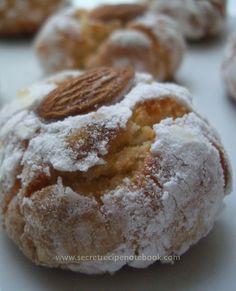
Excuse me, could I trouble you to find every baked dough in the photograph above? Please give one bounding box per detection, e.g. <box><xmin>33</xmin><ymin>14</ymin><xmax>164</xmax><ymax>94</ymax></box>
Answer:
<box><xmin>34</xmin><ymin>4</ymin><xmax>185</xmax><ymax>81</ymax></box>
<box><xmin>0</xmin><ymin>68</ymin><xmax>232</xmax><ymax>274</ymax></box>
<box><xmin>222</xmin><ymin>33</ymin><xmax>236</xmax><ymax>101</ymax></box>
<box><xmin>0</xmin><ymin>0</ymin><xmax>68</xmax><ymax>36</ymax></box>
<box><xmin>148</xmin><ymin>0</ymin><xmax>227</xmax><ymax>40</ymax></box>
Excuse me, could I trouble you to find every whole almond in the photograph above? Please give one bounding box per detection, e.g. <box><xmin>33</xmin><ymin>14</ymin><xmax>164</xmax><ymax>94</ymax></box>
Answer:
<box><xmin>37</xmin><ymin>67</ymin><xmax>134</xmax><ymax>121</ymax></box>
<box><xmin>89</xmin><ymin>4</ymin><xmax>147</xmax><ymax>23</ymax></box>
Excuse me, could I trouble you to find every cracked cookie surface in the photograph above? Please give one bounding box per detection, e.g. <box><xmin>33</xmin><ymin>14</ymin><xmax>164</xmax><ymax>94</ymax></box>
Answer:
<box><xmin>0</xmin><ymin>68</ymin><xmax>232</xmax><ymax>274</ymax></box>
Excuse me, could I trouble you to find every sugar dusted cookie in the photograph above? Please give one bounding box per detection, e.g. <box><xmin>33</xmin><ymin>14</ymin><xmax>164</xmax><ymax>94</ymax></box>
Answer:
<box><xmin>222</xmin><ymin>33</ymin><xmax>236</xmax><ymax>101</ymax></box>
<box><xmin>0</xmin><ymin>0</ymin><xmax>68</xmax><ymax>36</ymax></box>
<box><xmin>148</xmin><ymin>0</ymin><xmax>227</xmax><ymax>40</ymax></box>
<box><xmin>0</xmin><ymin>68</ymin><xmax>232</xmax><ymax>274</ymax></box>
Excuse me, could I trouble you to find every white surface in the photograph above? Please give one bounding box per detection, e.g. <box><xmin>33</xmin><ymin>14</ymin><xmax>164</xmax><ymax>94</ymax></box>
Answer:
<box><xmin>0</xmin><ymin>2</ymin><xmax>236</xmax><ymax>291</ymax></box>
<box><xmin>228</xmin><ymin>0</ymin><xmax>236</xmax><ymax>16</ymax></box>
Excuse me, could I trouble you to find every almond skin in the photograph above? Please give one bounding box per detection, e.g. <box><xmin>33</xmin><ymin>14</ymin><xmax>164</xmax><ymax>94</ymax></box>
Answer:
<box><xmin>89</xmin><ymin>4</ymin><xmax>147</xmax><ymax>23</ymax></box>
<box><xmin>37</xmin><ymin>67</ymin><xmax>135</xmax><ymax>121</ymax></box>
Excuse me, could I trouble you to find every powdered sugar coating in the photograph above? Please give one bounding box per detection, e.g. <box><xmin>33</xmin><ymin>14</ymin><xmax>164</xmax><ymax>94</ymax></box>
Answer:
<box><xmin>109</xmin><ymin>29</ymin><xmax>152</xmax><ymax>48</ymax></box>
<box><xmin>36</xmin><ymin>7</ymin><xmax>81</xmax><ymax>41</ymax></box>
<box><xmin>34</xmin><ymin>7</ymin><xmax>83</xmax><ymax>71</ymax></box>
<box><xmin>150</xmin><ymin>0</ymin><xmax>226</xmax><ymax>40</ymax></box>
<box><xmin>0</xmin><ymin>71</ymin><xmax>232</xmax><ymax>274</ymax></box>
<box><xmin>1</xmin><ymin>72</ymin><xmax>192</xmax><ymax>185</ymax></box>
<box><xmin>222</xmin><ymin>32</ymin><xmax>236</xmax><ymax>101</ymax></box>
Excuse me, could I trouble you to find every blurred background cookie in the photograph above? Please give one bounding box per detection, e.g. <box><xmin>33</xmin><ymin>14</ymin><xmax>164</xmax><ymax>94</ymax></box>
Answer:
<box><xmin>222</xmin><ymin>32</ymin><xmax>236</xmax><ymax>101</ymax></box>
<box><xmin>147</xmin><ymin>0</ymin><xmax>227</xmax><ymax>41</ymax></box>
<box><xmin>0</xmin><ymin>0</ymin><xmax>69</xmax><ymax>36</ymax></box>
<box><xmin>34</xmin><ymin>3</ymin><xmax>186</xmax><ymax>81</ymax></box>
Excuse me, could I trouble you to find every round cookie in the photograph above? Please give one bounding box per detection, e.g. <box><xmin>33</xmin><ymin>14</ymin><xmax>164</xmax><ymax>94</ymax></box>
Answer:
<box><xmin>222</xmin><ymin>33</ymin><xmax>236</xmax><ymax>101</ymax></box>
<box><xmin>148</xmin><ymin>0</ymin><xmax>227</xmax><ymax>40</ymax></box>
<box><xmin>34</xmin><ymin>4</ymin><xmax>185</xmax><ymax>81</ymax></box>
<box><xmin>0</xmin><ymin>0</ymin><xmax>68</xmax><ymax>36</ymax></box>
<box><xmin>0</xmin><ymin>67</ymin><xmax>232</xmax><ymax>274</ymax></box>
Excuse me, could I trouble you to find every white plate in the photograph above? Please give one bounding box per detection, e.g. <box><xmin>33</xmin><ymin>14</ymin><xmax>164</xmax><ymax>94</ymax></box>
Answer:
<box><xmin>0</xmin><ymin>3</ymin><xmax>236</xmax><ymax>291</ymax></box>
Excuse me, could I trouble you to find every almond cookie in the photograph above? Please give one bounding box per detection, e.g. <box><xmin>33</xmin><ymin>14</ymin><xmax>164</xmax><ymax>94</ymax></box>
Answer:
<box><xmin>0</xmin><ymin>0</ymin><xmax>68</xmax><ymax>36</ymax></box>
<box><xmin>34</xmin><ymin>4</ymin><xmax>185</xmax><ymax>81</ymax></box>
<box><xmin>0</xmin><ymin>67</ymin><xmax>232</xmax><ymax>274</ymax></box>
<box><xmin>148</xmin><ymin>0</ymin><xmax>227</xmax><ymax>40</ymax></box>
<box><xmin>222</xmin><ymin>33</ymin><xmax>236</xmax><ymax>101</ymax></box>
